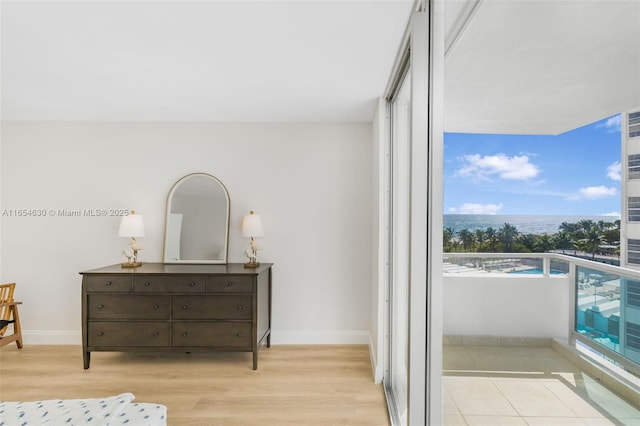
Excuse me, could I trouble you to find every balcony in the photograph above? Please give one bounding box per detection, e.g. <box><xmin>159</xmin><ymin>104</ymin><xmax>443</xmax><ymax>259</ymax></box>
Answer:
<box><xmin>443</xmin><ymin>253</ymin><xmax>640</xmax><ymax>425</ymax></box>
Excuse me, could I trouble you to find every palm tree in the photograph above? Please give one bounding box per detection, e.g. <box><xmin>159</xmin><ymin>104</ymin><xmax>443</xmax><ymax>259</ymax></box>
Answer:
<box><xmin>443</xmin><ymin>227</ymin><xmax>455</xmax><ymax>252</ymax></box>
<box><xmin>518</xmin><ymin>233</ymin><xmax>536</xmax><ymax>252</ymax></box>
<box><xmin>602</xmin><ymin>221</ymin><xmax>620</xmax><ymax>250</ymax></box>
<box><xmin>498</xmin><ymin>223</ymin><xmax>519</xmax><ymax>252</ymax></box>
<box><xmin>458</xmin><ymin>229</ymin><xmax>476</xmax><ymax>252</ymax></box>
<box><xmin>559</xmin><ymin>221</ymin><xmax>580</xmax><ymax>234</ymax></box>
<box><xmin>579</xmin><ymin>226</ymin><xmax>607</xmax><ymax>260</ymax></box>
<box><xmin>552</xmin><ymin>231</ymin><xmax>573</xmax><ymax>254</ymax></box>
<box><xmin>475</xmin><ymin>229</ymin><xmax>486</xmax><ymax>251</ymax></box>
<box><xmin>486</xmin><ymin>227</ymin><xmax>499</xmax><ymax>252</ymax></box>
<box><xmin>534</xmin><ymin>234</ymin><xmax>555</xmax><ymax>252</ymax></box>
<box><xmin>443</xmin><ymin>219</ymin><xmax>620</xmax><ymax>259</ymax></box>
<box><xmin>577</xmin><ymin>219</ymin><xmax>596</xmax><ymax>239</ymax></box>
<box><xmin>573</xmin><ymin>238</ymin><xmax>589</xmax><ymax>256</ymax></box>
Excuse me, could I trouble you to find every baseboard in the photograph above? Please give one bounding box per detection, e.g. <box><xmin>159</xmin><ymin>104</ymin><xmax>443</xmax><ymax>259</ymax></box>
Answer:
<box><xmin>443</xmin><ymin>334</ymin><xmax>552</xmax><ymax>347</ymax></box>
<box><xmin>270</xmin><ymin>330</ymin><xmax>370</xmax><ymax>345</ymax></box>
<box><xmin>21</xmin><ymin>330</ymin><xmax>369</xmax><ymax>346</ymax></box>
<box><xmin>369</xmin><ymin>333</ymin><xmax>384</xmax><ymax>384</ymax></box>
<box><xmin>21</xmin><ymin>331</ymin><xmax>81</xmax><ymax>345</ymax></box>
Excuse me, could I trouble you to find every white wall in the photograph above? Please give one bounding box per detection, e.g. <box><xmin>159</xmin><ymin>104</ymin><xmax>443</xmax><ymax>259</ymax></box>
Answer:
<box><xmin>0</xmin><ymin>122</ymin><xmax>373</xmax><ymax>344</ymax></box>
<box><xmin>443</xmin><ymin>274</ymin><xmax>571</xmax><ymax>339</ymax></box>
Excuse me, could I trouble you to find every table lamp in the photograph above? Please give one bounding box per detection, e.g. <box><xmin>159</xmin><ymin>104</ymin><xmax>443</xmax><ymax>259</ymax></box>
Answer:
<box><xmin>241</xmin><ymin>210</ymin><xmax>264</xmax><ymax>268</ymax></box>
<box><xmin>119</xmin><ymin>210</ymin><xmax>145</xmax><ymax>268</ymax></box>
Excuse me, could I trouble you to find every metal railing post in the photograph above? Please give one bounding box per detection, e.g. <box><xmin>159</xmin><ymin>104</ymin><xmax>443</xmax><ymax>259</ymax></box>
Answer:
<box><xmin>543</xmin><ymin>255</ymin><xmax>550</xmax><ymax>276</ymax></box>
<box><xmin>567</xmin><ymin>257</ymin><xmax>577</xmax><ymax>346</ymax></box>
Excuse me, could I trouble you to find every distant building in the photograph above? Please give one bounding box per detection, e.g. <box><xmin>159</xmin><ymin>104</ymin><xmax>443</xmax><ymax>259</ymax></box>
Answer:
<box><xmin>618</xmin><ymin>109</ymin><xmax>640</xmax><ymax>364</ymax></box>
<box><xmin>622</xmin><ymin>109</ymin><xmax>640</xmax><ymax>269</ymax></box>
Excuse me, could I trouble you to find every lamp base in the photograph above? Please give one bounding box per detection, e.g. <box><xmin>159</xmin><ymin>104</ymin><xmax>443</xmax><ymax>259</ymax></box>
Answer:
<box><xmin>244</xmin><ymin>261</ymin><xmax>260</xmax><ymax>268</ymax></box>
<box><xmin>121</xmin><ymin>261</ymin><xmax>142</xmax><ymax>268</ymax></box>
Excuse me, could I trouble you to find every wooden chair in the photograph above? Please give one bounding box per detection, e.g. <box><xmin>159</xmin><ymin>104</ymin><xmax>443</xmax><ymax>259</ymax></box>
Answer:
<box><xmin>0</xmin><ymin>282</ymin><xmax>23</xmax><ymax>348</ymax></box>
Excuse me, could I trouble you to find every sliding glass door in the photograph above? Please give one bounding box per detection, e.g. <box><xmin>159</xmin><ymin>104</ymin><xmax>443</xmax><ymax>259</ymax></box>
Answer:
<box><xmin>387</xmin><ymin>66</ymin><xmax>411</xmax><ymax>426</ymax></box>
<box><xmin>383</xmin><ymin>3</ymin><xmax>444</xmax><ymax>425</ymax></box>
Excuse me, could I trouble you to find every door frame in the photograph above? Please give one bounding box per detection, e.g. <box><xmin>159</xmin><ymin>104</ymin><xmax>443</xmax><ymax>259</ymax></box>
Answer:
<box><xmin>381</xmin><ymin>2</ymin><xmax>444</xmax><ymax>424</ymax></box>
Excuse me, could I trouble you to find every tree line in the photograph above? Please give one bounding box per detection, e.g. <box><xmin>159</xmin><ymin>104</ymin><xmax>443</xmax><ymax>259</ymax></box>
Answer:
<box><xmin>444</xmin><ymin>219</ymin><xmax>620</xmax><ymax>259</ymax></box>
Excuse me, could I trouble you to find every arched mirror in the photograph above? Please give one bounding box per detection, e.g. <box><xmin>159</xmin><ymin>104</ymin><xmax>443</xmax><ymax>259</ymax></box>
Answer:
<box><xmin>163</xmin><ymin>173</ymin><xmax>230</xmax><ymax>264</ymax></box>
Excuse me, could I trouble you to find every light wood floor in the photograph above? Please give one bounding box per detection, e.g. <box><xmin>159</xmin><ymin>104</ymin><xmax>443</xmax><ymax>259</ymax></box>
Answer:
<box><xmin>0</xmin><ymin>344</ymin><xmax>389</xmax><ymax>425</ymax></box>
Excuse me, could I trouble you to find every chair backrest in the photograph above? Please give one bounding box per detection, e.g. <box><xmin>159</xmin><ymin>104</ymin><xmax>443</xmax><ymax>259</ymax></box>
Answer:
<box><xmin>0</xmin><ymin>283</ymin><xmax>16</xmax><ymax>336</ymax></box>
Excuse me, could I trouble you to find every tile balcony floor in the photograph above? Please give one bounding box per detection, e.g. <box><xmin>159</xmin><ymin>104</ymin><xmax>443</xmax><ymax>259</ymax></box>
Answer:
<box><xmin>443</xmin><ymin>344</ymin><xmax>640</xmax><ymax>426</ymax></box>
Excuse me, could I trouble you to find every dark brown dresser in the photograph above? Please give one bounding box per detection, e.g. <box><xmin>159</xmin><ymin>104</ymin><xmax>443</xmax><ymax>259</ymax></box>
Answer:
<box><xmin>80</xmin><ymin>263</ymin><xmax>272</xmax><ymax>369</ymax></box>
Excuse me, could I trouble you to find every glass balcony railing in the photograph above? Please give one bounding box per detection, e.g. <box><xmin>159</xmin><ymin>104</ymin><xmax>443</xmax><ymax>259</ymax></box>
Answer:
<box><xmin>575</xmin><ymin>265</ymin><xmax>621</xmax><ymax>352</ymax></box>
<box><xmin>576</xmin><ymin>264</ymin><xmax>640</xmax><ymax>369</ymax></box>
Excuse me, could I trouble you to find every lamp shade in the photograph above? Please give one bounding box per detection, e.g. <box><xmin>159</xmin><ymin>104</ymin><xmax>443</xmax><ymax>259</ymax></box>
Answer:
<box><xmin>118</xmin><ymin>211</ymin><xmax>145</xmax><ymax>237</ymax></box>
<box><xmin>241</xmin><ymin>211</ymin><xmax>264</xmax><ymax>237</ymax></box>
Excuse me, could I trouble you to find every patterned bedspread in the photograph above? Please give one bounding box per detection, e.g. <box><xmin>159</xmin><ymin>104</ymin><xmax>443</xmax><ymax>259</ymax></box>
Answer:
<box><xmin>0</xmin><ymin>393</ymin><xmax>167</xmax><ymax>425</ymax></box>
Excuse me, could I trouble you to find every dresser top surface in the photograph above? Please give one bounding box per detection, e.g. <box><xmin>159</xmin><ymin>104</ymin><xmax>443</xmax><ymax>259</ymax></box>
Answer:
<box><xmin>80</xmin><ymin>262</ymin><xmax>273</xmax><ymax>276</ymax></box>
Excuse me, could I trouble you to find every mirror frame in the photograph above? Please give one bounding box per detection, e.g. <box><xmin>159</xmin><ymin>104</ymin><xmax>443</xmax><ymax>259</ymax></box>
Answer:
<box><xmin>162</xmin><ymin>173</ymin><xmax>230</xmax><ymax>264</ymax></box>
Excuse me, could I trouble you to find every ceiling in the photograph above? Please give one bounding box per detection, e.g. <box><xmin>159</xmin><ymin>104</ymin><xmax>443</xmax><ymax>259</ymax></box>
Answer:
<box><xmin>0</xmin><ymin>0</ymin><xmax>415</xmax><ymax>123</ymax></box>
<box><xmin>445</xmin><ymin>0</ymin><xmax>640</xmax><ymax>135</ymax></box>
<box><xmin>2</xmin><ymin>0</ymin><xmax>639</xmax><ymax>134</ymax></box>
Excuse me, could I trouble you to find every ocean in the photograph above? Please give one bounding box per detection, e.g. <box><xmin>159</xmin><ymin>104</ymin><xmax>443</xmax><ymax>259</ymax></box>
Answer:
<box><xmin>443</xmin><ymin>214</ymin><xmax>619</xmax><ymax>235</ymax></box>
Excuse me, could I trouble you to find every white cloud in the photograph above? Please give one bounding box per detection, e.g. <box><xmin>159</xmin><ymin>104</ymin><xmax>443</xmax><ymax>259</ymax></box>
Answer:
<box><xmin>456</xmin><ymin>154</ymin><xmax>540</xmax><ymax>181</ymax></box>
<box><xmin>602</xmin><ymin>211</ymin><xmax>621</xmax><ymax>218</ymax></box>
<box><xmin>607</xmin><ymin>161</ymin><xmax>621</xmax><ymax>181</ymax></box>
<box><xmin>451</xmin><ymin>203</ymin><xmax>503</xmax><ymax>215</ymax></box>
<box><xmin>598</xmin><ymin>115</ymin><xmax>621</xmax><ymax>133</ymax></box>
<box><xmin>568</xmin><ymin>185</ymin><xmax>618</xmax><ymax>200</ymax></box>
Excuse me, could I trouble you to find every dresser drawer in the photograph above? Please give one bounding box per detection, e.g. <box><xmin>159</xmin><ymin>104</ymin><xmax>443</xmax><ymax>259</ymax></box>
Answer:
<box><xmin>88</xmin><ymin>295</ymin><xmax>170</xmax><ymax>319</ymax></box>
<box><xmin>88</xmin><ymin>321</ymin><xmax>169</xmax><ymax>347</ymax></box>
<box><xmin>134</xmin><ymin>275</ymin><xmax>205</xmax><ymax>293</ymax></box>
<box><xmin>172</xmin><ymin>295</ymin><xmax>252</xmax><ymax>320</ymax></box>
<box><xmin>172</xmin><ymin>322</ymin><xmax>252</xmax><ymax>347</ymax></box>
<box><xmin>207</xmin><ymin>276</ymin><xmax>253</xmax><ymax>293</ymax></box>
<box><xmin>84</xmin><ymin>275</ymin><xmax>132</xmax><ymax>292</ymax></box>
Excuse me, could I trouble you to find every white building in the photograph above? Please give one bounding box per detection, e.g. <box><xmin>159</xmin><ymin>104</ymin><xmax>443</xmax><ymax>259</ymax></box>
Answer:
<box><xmin>622</xmin><ymin>110</ymin><xmax>640</xmax><ymax>268</ymax></box>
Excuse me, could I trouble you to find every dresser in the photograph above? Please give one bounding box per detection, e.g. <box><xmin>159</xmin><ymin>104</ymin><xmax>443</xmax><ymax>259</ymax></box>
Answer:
<box><xmin>80</xmin><ymin>263</ymin><xmax>272</xmax><ymax>370</ymax></box>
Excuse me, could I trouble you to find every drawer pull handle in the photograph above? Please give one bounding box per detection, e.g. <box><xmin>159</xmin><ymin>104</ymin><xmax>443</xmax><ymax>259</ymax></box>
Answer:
<box><xmin>189</xmin><ymin>282</ymin><xmax>196</xmax><ymax>287</ymax></box>
<box><xmin>237</xmin><ymin>332</ymin><xmax>243</xmax><ymax>338</ymax></box>
<box><xmin>105</xmin><ymin>281</ymin><xmax>112</xmax><ymax>286</ymax></box>
<box><xmin>144</xmin><ymin>282</ymin><xmax>150</xmax><ymax>286</ymax></box>
<box><xmin>182</xmin><ymin>332</ymin><xmax>188</xmax><ymax>337</ymax></box>
<box><xmin>237</xmin><ymin>305</ymin><xmax>243</xmax><ymax>310</ymax></box>
<box><xmin>227</xmin><ymin>282</ymin><xmax>233</xmax><ymax>287</ymax></box>
<box><xmin>153</xmin><ymin>304</ymin><xmax>159</xmax><ymax>309</ymax></box>
<box><xmin>152</xmin><ymin>332</ymin><xmax>159</xmax><ymax>337</ymax></box>
<box><xmin>97</xmin><ymin>332</ymin><xmax>104</xmax><ymax>336</ymax></box>
<box><xmin>182</xmin><ymin>305</ymin><xmax>188</xmax><ymax>310</ymax></box>
<box><xmin>97</xmin><ymin>304</ymin><xmax>104</xmax><ymax>309</ymax></box>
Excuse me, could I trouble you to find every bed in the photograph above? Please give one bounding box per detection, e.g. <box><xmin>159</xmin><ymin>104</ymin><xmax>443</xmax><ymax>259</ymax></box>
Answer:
<box><xmin>0</xmin><ymin>392</ymin><xmax>167</xmax><ymax>425</ymax></box>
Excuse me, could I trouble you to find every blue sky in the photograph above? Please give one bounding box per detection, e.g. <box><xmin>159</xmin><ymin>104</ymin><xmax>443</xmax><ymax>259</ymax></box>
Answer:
<box><xmin>444</xmin><ymin>115</ymin><xmax>622</xmax><ymax>217</ymax></box>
